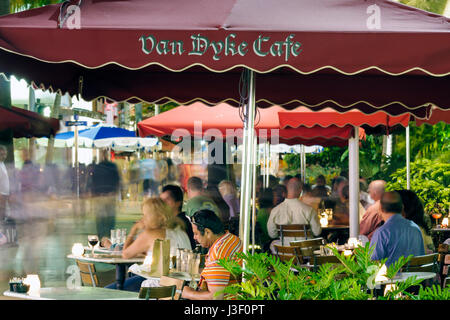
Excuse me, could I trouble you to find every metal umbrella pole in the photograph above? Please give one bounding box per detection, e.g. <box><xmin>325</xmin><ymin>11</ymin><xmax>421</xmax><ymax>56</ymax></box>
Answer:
<box><xmin>406</xmin><ymin>126</ymin><xmax>411</xmax><ymax>190</ymax></box>
<box><xmin>265</xmin><ymin>142</ymin><xmax>270</xmax><ymax>188</ymax></box>
<box><xmin>262</xmin><ymin>143</ymin><xmax>266</xmax><ymax>190</ymax></box>
<box><xmin>75</xmin><ymin>122</ymin><xmax>80</xmax><ymax>199</ymax></box>
<box><xmin>348</xmin><ymin>126</ymin><xmax>360</xmax><ymax>239</ymax></box>
<box><xmin>251</xmin><ymin>134</ymin><xmax>258</xmax><ymax>254</ymax></box>
<box><xmin>238</xmin><ymin>69</ymin><xmax>256</xmax><ymax>254</ymax></box>
<box><xmin>302</xmin><ymin>144</ymin><xmax>306</xmax><ymax>183</ymax></box>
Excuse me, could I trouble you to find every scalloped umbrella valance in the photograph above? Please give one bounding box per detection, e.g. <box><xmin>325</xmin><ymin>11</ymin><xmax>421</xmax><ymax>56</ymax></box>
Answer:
<box><xmin>0</xmin><ymin>0</ymin><xmax>448</xmax><ymax>117</ymax></box>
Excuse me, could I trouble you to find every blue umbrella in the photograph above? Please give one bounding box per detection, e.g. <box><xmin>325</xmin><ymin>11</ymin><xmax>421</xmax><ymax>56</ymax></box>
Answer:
<box><xmin>36</xmin><ymin>128</ymin><xmax>90</xmax><ymax>148</ymax></box>
<box><xmin>78</xmin><ymin>124</ymin><xmax>157</xmax><ymax>150</ymax></box>
<box><xmin>79</xmin><ymin>124</ymin><xmax>136</xmax><ymax>141</ymax></box>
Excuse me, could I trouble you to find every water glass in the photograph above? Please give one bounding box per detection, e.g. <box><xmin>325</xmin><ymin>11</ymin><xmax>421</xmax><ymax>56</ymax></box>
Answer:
<box><xmin>110</xmin><ymin>229</ymin><xmax>117</xmax><ymax>245</ymax></box>
<box><xmin>120</xmin><ymin>229</ymin><xmax>127</xmax><ymax>244</ymax></box>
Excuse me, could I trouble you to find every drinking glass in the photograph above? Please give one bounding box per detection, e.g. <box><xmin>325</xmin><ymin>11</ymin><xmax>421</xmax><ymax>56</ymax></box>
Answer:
<box><xmin>326</xmin><ymin>209</ymin><xmax>333</xmax><ymax>221</ymax></box>
<box><xmin>110</xmin><ymin>229</ymin><xmax>116</xmax><ymax>245</ymax></box>
<box><xmin>431</xmin><ymin>212</ymin><xmax>442</xmax><ymax>227</ymax></box>
<box><xmin>88</xmin><ymin>235</ymin><xmax>99</xmax><ymax>257</ymax></box>
<box><xmin>120</xmin><ymin>229</ymin><xmax>127</xmax><ymax>244</ymax></box>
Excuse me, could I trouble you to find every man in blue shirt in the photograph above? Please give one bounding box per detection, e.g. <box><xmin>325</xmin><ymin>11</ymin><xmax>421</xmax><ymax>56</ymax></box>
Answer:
<box><xmin>370</xmin><ymin>191</ymin><xmax>424</xmax><ymax>266</ymax></box>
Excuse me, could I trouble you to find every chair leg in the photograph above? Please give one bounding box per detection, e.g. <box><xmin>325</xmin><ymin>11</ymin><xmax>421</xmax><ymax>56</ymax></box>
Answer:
<box><xmin>87</xmin><ymin>264</ymin><xmax>96</xmax><ymax>287</ymax></box>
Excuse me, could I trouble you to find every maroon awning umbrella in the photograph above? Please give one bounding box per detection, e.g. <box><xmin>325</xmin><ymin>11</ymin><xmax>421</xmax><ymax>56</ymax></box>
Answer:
<box><xmin>0</xmin><ymin>105</ymin><xmax>60</xmax><ymax>138</ymax></box>
<box><xmin>0</xmin><ymin>0</ymin><xmax>448</xmax><ymax>117</ymax></box>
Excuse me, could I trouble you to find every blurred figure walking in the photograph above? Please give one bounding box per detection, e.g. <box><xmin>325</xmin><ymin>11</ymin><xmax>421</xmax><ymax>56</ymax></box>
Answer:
<box><xmin>90</xmin><ymin>149</ymin><xmax>121</xmax><ymax>239</ymax></box>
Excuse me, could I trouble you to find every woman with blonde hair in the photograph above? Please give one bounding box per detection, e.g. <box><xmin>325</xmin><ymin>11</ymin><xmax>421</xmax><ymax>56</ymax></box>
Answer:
<box><xmin>105</xmin><ymin>197</ymin><xmax>191</xmax><ymax>291</ymax></box>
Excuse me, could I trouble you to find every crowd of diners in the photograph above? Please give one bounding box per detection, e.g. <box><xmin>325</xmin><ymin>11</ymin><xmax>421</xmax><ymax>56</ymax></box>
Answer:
<box><xmin>96</xmin><ymin>170</ymin><xmax>443</xmax><ymax>300</ymax></box>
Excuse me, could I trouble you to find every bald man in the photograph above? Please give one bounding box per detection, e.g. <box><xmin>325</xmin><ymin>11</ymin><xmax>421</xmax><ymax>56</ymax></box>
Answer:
<box><xmin>267</xmin><ymin>178</ymin><xmax>321</xmax><ymax>252</ymax></box>
<box><xmin>360</xmin><ymin>180</ymin><xmax>386</xmax><ymax>240</ymax></box>
<box><xmin>370</xmin><ymin>191</ymin><xmax>424</xmax><ymax>266</ymax></box>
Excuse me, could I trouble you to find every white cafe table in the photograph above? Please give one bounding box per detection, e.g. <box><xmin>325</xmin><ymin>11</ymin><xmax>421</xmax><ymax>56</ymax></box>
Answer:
<box><xmin>375</xmin><ymin>272</ymin><xmax>436</xmax><ymax>285</ymax></box>
<box><xmin>129</xmin><ymin>266</ymin><xmax>201</xmax><ymax>283</ymax></box>
<box><xmin>3</xmin><ymin>286</ymin><xmax>141</xmax><ymax>300</ymax></box>
<box><xmin>67</xmin><ymin>253</ymin><xmax>145</xmax><ymax>265</ymax></box>
<box><xmin>67</xmin><ymin>253</ymin><xmax>145</xmax><ymax>290</ymax></box>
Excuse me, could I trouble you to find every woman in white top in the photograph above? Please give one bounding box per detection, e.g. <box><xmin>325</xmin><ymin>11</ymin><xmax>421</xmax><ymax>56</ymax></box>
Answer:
<box><xmin>105</xmin><ymin>197</ymin><xmax>191</xmax><ymax>291</ymax></box>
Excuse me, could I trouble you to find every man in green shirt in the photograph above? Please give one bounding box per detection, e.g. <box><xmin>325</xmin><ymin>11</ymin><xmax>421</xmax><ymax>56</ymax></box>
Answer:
<box><xmin>183</xmin><ymin>177</ymin><xmax>220</xmax><ymax>218</ymax></box>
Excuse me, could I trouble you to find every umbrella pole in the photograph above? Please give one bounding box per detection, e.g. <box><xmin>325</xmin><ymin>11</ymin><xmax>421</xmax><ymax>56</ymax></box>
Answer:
<box><xmin>75</xmin><ymin>125</ymin><xmax>80</xmax><ymax>199</ymax></box>
<box><xmin>348</xmin><ymin>126</ymin><xmax>360</xmax><ymax>239</ymax></box>
<box><xmin>239</xmin><ymin>69</ymin><xmax>256</xmax><ymax>254</ymax></box>
<box><xmin>406</xmin><ymin>125</ymin><xmax>410</xmax><ymax>190</ymax></box>
<box><xmin>262</xmin><ymin>143</ymin><xmax>266</xmax><ymax>190</ymax></box>
<box><xmin>302</xmin><ymin>145</ymin><xmax>306</xmax><ymax>183</ymax></box>
<box><xmin>252</xmin><ymin>134</ymin><xmax>257</xmax><ymax>255</ymax></box>
<box><xmin>265</xmin><ymin>142</ymin><xmax>269</xmax><ymax>188</ymax></box>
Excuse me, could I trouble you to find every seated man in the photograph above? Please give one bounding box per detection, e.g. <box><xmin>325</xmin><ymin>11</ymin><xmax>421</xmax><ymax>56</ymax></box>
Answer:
<box><xmin>370</xmin><ymin>191</ymin><xmax>425</xmax><ymax>267</ymax></box>
<box><xmin>181</xmin><ymin>209</ymin><xmax>243</xmax><ymax>300</ymax></box>
<box><xmin>267</xmin><ymin>178</ymin><xmax>321</xmax><ymax>252</ymax></box>
<box><xmin>183</xmin><ymin>176</ymin><xmax>220</xmax><ymax>218</ymax></box>
<box><xmin>360</xmin><ymin>180</ymin><xmax>386</xmax><ymax>240</ymax></box>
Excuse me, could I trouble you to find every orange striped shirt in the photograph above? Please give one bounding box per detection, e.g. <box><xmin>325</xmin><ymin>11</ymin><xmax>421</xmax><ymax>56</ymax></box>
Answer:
<box><xmin>198</xmin><ymin>232</ymin><xmax>242</xmax><ymax>289</ymax></box>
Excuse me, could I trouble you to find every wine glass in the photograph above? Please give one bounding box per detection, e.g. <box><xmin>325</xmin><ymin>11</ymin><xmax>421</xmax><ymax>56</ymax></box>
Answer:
<box><xmin>88</xmin><ymin>235</ymin><xmax>99</xmax><ymax>257</ymax></box>
<box><xmin>431</xmin><ymin>212</ymin><xmax>442</xmax><ymax>227</ymax></box>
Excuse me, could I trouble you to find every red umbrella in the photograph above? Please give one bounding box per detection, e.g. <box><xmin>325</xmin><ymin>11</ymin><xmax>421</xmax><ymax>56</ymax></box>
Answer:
<box><xmin>0</xmin><ymin>105</ymin><xmax>60</xmax><ymax>138</ymax></box>
<box><xmin>414</xmin><ymin>107</ymin><xmax>450</xmax><ymax>126</ymax></box>
<box><xmin>0</xmin><ymin>0</ymin><xmax>448</xmax><ymax>117</ymax></box>
<box><xmin>137</xmin><ymin>102</ymin><xmax>409</xmax><ymax>147</ymax></box>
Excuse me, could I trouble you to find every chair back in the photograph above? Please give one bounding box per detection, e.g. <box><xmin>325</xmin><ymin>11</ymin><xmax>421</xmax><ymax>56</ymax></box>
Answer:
<box><xmin>273</xmin><ymin>244</ymin><xmax>303</xmax><ymax>265</ymax></box>
<box><xmin>312</xmin><ymin>255</ymin><xmax>341</xmax><ymax>272</ymax></box>
<box><xmin>440</xmin><ymin>254</ymin><xmax>450</xmax><ymax>289</ymax></box>
<box><xmin>159</xmin><ymin>276</ymin><xmax>186</xmax><ymax>300</ymax></box>
<box><xmin>139</xmin><ymin>285</ymin><xmax>177</xmax><ymax>300</ymax></box>
<box><xmin>404</xmin><ymin>253</ymin><xmax>439</xmax><ymax>273</ymax></box>
<box><xmin>277</xmin><ymin>224</ymin><xmax>313</xmax><ymax>245</ymax></box>
<box><xmin>290</xmin><ymin>238</ymin><xmax>325</xmax><ymax>259</ymax></box>
<box><xmin>76</xmin><ymin>260</ymin><xmax>99</xmax><ymax>287</ymax></box>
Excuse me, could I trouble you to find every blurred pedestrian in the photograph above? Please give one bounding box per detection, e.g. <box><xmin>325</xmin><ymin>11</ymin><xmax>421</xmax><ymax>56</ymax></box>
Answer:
<box><xmin>90</xmin><ymin>149</ymin><xmax>121</xmax><ymax>239</ymax></box>
<box><xmin>0</xmin><ymin>145</ymin><xmax>9</xmax><ymax>221</ymax></box>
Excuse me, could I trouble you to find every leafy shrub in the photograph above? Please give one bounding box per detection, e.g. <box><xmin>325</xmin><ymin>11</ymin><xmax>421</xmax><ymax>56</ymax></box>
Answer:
<box><xmin>217</xmin><ymin>243</ymin><xmax>449</xmax><ymax>300</ymax></box>
<box><xmin>386</xmin><ymin>158</ymin><xmax>450</xmax><ymax>215</ymax></box>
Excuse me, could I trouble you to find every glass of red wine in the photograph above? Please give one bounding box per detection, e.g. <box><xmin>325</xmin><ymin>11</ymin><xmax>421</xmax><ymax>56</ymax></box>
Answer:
<box><xmin>88</xmin><ymin>235</ymin><xmax>99</xmax><ymax>257</ymax></box>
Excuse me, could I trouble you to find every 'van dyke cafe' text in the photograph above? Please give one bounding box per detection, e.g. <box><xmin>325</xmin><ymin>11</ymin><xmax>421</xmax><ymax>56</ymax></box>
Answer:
<box><xmin>139</xmin><ymin>33</ymin><xmax>303</xmax><ymax>62</ymax></box>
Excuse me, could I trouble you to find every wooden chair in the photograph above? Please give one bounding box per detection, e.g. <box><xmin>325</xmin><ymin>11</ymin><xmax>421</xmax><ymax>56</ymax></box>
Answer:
<box><xmin>138</xmin><ymin>285</ymin><xmax>177</xmax><ymax>300</ymax></box>
<box><xmin>276</xmin><ymin>224</ymin><xmax>313</xmax><ymax>245</ymax></box>
<box><xmin>437</xmin><ymin>244</ymin><xmax>449</xmax><ymax>288</ymax></box>
<box><xmin>159</xmin><ymin>275</ymin><xmax>187</xmax><ymax>300</ymax></box>
<box><xmin>290</xmin><ymin>238</ymin><xmax>325</xmax><ymax>262</ymax></box>
<box><xmin>312</xmin><ymin>255</ymin><xmax>341</xmax><ymax>272</ymax></box>
<box><xmin>403</xmin><ymin>253</ymin><xmax>439</xmax><ymax>273</ymax></box>
<box><xmin>438</xmin><ymin>253</ymin><xmax>450</xmax><ymax>289</ymax></box>
<box><xmin>76</xmin><ymin>260</ymin><xmax>99</xmax><ymax>287</ymax></box>
<box><xmin>273</xmin><ymin>244</ymin><xmax>303</xmax><ymax>265</ymax></box>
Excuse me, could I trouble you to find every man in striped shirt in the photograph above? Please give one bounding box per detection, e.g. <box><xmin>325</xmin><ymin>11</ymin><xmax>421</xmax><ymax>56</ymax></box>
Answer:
<box><xmin>181</xmin><ymin>209</ymin><xmax>243</xmax><ymax>300</ymax></box>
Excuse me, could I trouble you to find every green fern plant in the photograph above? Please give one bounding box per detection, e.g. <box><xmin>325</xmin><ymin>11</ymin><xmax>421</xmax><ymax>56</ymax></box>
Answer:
<box><xmin>217</xmin><ymin>244</ymin><xmax>450</xmax><ymax>300</ymax></box>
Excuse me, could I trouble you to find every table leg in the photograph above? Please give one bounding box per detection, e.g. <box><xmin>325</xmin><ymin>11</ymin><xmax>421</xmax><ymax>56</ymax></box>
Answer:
<box><xmin>116</xmin><ymin>264</ymin><xmax>127</xmax><ymax>290</ymax></box>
